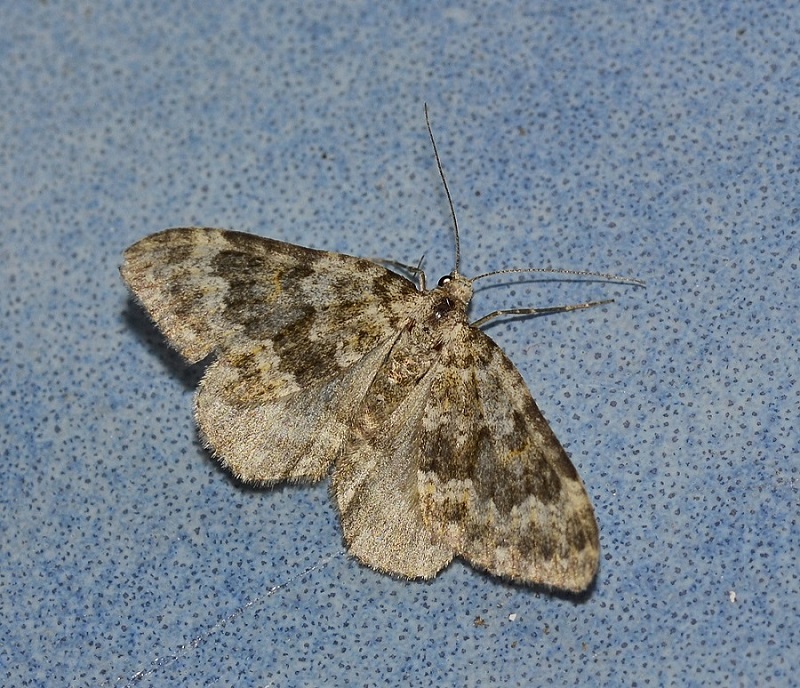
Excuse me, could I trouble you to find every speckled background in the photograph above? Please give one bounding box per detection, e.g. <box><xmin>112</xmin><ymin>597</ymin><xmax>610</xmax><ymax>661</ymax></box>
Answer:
<box><xmin>1</xmin><ymin>2</ymin><xmax>797</xmax><ymax>686</ymax></box>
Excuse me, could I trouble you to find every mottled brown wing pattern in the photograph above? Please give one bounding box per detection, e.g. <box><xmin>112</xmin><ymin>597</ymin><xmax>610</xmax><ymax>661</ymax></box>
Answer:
<box><xmin>121</xmin><ymin>228</ymin><xmax>418</xmax><ymax>368</ymax></box>
<box><xmin>330</xmin><ymin>275</ymin><xmax>598</xmax><ymax>589</ymax></box>
<box><xmin>122</xmin><ymin>228</ymin><xmax>604</xmax><ymax>591</ymax></box>
<box><xmin>417</xmin><ymin>325</ymin><xmax>599</xmax><ymax>592</ymax></box>
<box><xmin>122</xmin><ymin>228</ymin><xmax>422</xmax><ymax>481</ymax></box>
<box><xmin>330</xmin><ymin>293</ymin><xmax>465</xmax><ymax>579</ymax></box>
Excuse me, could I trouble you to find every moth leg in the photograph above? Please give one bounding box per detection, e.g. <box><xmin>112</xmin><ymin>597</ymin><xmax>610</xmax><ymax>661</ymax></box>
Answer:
<box><xmin>372</xmin><ymin>257</ymin><xmax>427</xmax><ymax>291</ymax></box>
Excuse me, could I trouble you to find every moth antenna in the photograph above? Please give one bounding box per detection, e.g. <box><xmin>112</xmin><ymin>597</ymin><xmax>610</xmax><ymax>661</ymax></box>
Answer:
<box><xmin>469</xmin><ymin>266</ymin><xmax>644</xmax><ymax>328</ymax></box>
<box><xmin>472</xmin><ymin>266</ymin><xmax>645</xmax><ymax>288</ymax></box>
<box><xmin>424</xmin><ymin>103</ymin><xmax>461</xmax><ymax>275</ymax></box>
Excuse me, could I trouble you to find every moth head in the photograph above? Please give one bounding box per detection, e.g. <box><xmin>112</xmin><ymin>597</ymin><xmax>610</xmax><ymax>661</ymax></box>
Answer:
<box><xmin>434</xmin><ymin>272</ymin><xmax>473</xmax><ymax>309</ymax></box>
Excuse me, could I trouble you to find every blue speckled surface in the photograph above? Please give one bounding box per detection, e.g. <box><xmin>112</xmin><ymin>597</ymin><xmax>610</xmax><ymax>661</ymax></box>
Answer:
<box><xmin>1</xmin><ymin>2</ymin><xmax>797</xmax><ymax>686</ymax></box>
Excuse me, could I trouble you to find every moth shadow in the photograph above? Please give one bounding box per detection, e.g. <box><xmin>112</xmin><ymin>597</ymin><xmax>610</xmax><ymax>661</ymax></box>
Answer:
<box><xmin>547</xmin><ymin>576</ymin><xmax>597</xmax><ymax>602</ymax></box>
<box><xmin>218</xmin><ymin>462</ymin><xmax>329</xmax><ymax>497</ymax></box>
<box><xmin>121</xmin><ymin>297</ymin><xmax>207</xmax><ymax>390</ymax></box>
<box><xmin>470</xmin><ymin>563</ymin><xmax>599</xmax><ymax>601</ymax></box>
<box><xmin>374</xmin><ymin>559</ymin><xmax>599</xmax><ymax>600</ymax></box>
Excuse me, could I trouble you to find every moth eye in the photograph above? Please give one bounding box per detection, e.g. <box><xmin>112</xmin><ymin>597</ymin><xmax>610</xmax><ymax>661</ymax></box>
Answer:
<box><xmin>433</xmin><ymin>297</ymin><xmax>454</xmax><ymax>320</ymax></box>
<box><xmin>437</xmin><ymin>274</ymin><xmax>453</xmax><ymax>287</ymax></box>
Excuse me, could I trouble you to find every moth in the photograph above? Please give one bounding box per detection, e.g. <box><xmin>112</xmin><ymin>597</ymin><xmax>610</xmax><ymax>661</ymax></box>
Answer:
<box><xmin>121</xmin><ymin>107</ymin><xmax>640</xmax><ymax>591</ymax></box>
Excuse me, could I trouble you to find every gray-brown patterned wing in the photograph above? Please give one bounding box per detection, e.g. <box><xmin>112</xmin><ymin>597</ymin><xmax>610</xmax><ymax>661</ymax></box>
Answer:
<box><xmin>121</xmin><ymin>228</ymin><xmax>421</xmax><ymax>482</ymax></box>
<box><xmin>417</xmin><ymin>325</ymin><xmax>600</xmax><ymax>591</ymax></box>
